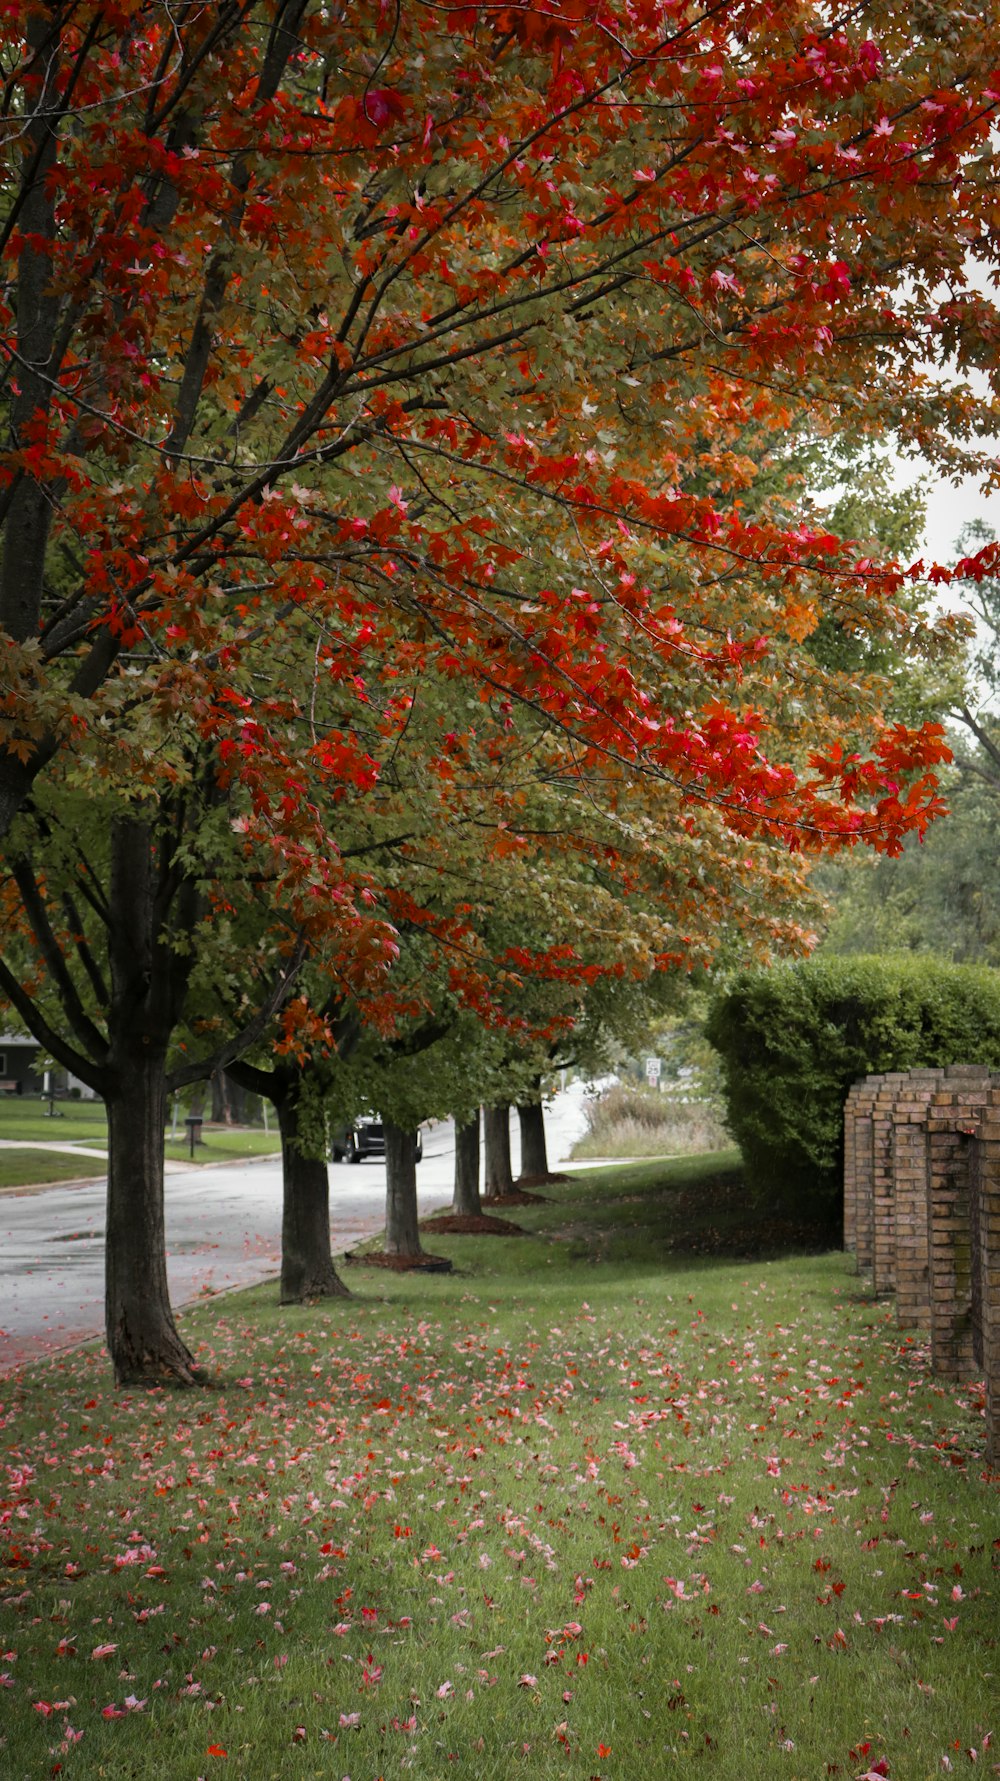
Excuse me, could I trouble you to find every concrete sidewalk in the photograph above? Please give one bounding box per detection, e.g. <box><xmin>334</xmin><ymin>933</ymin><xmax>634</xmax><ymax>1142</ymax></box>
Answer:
<box><xmin>0</xmin><ymin>1138</ymin><xmax>108</xmax><ymax>1156</ymax></box>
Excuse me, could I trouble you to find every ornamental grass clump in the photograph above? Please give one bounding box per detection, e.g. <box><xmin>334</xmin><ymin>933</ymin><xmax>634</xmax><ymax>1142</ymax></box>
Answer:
<box><xmin>571</xmin><ymin>1080</ymin><xmax>730</xmax><ymax>1160</ymax></box>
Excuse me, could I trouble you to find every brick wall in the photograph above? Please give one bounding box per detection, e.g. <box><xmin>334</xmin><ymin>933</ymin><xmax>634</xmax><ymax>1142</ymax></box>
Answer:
<box><xmin>843</xmin><ymin>1074</ymin><xmax>883</xmax><ymax>1275</ymax></box>
<box><xmin>971</xmin><ymin>1086</ymin><xmax>1000</xmax><ymax>1466</ymax></box>
<box><xmin>842</xmin><ymin>1065</ymin><xmax>999</xmax><ymax>1466</ymax></box>
<box><xmin>890</xmin><ymin>1069</ymin><xmax>946</xmax><ymax>1327</ymax></box>
<box><xmin>925</xmin><ymin>1074</ymin><xmax>996</xmax><ymax>1382</ymax></box>
<box><xmin>870</xmin><ymin>1071</ymin><xmax>914</xmax><ymax>1296</ymax></box>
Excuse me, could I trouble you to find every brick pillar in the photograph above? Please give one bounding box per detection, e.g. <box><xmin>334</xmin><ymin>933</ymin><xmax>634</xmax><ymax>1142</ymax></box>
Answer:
<box><xmin>843</xmin><ymin>1080</ymin><xmax>867</xmax><ymax>1256</ymax></box>
<box><xmin>970</xmin><ymin>1086</ymin><xmax>1000</xmax><ymax>1466</ymax></box>
<box><xmin>891</xmin><ymin>1069</ymin><xmax>945</xmax><ymax>1327</ymax></box>
<box><xmin>847</xmin><ymin>1074</ymin><xmax>883</xmax><ymax>1275</ymax></box>
<box><xmin>923</xmin><ymin>1071</ymin><xmax>996</xmax><ymax>1376</ymax></box>
<box><xmin>888</xmin><ymin>1066</ymin><xmax>993</xmax><ymax>1330</ymax></box>
<box><xmin>871</xmin><ymin>1072</ymin><xmax>914</xmax><ymax>1296</ymax></box>
<box><xmin>927</xmin><ymin>1106</ymin><xmax>981</xmax><ymax>1381</ymax></box>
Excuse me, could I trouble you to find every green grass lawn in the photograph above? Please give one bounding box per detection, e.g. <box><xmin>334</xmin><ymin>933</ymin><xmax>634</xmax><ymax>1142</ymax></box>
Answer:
<box><xmin>0</xmin><ymin>1149</ymin><xmax>108</xmax><ymax>1189</ymax></box>
<box><xmin>1</xmin><ymin>1154</ymin><xmax>995</xmax><ymax>1780</ymax></box>
<box><xmin>0</xmin><ymin>1098</ymin><xmax>110</xmax><ymax>1146</ymax></box>
<box><xmin>0</xmin><ymin>1099</ymin><xmax>281</xmax><ymax>1186</ymax></box>
<box><xmin>162</xmin><ymin>1127</ymin><xmax>282</xmax><ymax>1166</ymax></box>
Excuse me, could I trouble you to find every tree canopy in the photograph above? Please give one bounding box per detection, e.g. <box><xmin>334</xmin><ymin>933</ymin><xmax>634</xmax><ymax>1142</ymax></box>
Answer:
<box><xmin>3</xmin><ymin>0</ymin><xmax>997</xmax><ymax>878</ymax></box>
<box><xmin>2</xmin><ymin>0</ymin><xmax>999</xmax><ymax>1379</ymax></box>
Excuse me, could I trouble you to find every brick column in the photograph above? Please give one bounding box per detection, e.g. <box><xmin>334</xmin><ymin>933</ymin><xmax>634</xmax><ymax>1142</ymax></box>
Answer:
<box><xmin>927</xmin><ymin>1096</ymin><xmax>982</xmax><ymax>1381</ymax></box>
<box><xmin>891</xmin><ymin>1069</ymin><xmax>945</xmax><ymax>1327</ymax></box>
<box><xmin>970</xmin><ymin>1086</ymin><xmax>1000</xmax><ymax>1466</ymax></box>
<box><xmin>889</xmin><ymin>1067</ymin><xmax>993</xmax><ymax>1330</ymax></box>
<box><xmin>843</xmin><ymin>1080</ymin><xmax>867</xmax><ymax>1256</ymax></box>
<box><xmin>871</xmin><ymin>1072</ymin><xmax>914</xmax><ymax>1296</ymax></box>
<box><xmin>846</xmin><ymin>1074</ymin><xmax>883</xmax><ymax>1275</ymax></box>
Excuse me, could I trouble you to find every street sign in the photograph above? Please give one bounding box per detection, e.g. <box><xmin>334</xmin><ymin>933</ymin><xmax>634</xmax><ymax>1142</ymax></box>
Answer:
<box><xmin>645</xmin><ymin>1056</ymin><xmax>661</xmax><ymax>1086</ymax></box>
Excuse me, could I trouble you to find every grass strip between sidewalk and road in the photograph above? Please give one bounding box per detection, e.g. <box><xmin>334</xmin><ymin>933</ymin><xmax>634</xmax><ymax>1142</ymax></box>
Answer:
<box><xmin>0</xmin><ymin>1100</ymin><xmax>109</xmax><ymax>1147</ymax></box>
<box><xmin>1</xmin><ymin>1151</ymin><xmax>996</xmax><ymax>1780</ymax></box>
<box><xmin>0</xmin><ymin>1150</ymin><xmax>108</xmax><ymax>1190</ymax></box>
<box><xmin>162</xmin><ymin>1129</ymin><xmax>282</xmax><ymax>1167</ymax></box>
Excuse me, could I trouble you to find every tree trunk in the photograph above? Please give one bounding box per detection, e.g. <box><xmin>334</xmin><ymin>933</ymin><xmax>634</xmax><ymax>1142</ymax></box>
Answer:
<box><xmin>0</xmin><ymin>8</ymin><xmax>59</xmax><ymax>648</ymax></box>
<box><xmin>229</xmin><ymin>1052</ymin><xmax>357</xmax><ymax>1298</ymax></box>
<box><xmin>214</xmin><ymin>1069</ymin><xmax>255</xmax><ymax>1126</ymax></box>
<box><xmin>104</xmin><ymin>815</ymin><xmax>197</xmax><ymax>1387</ymax></box>
<box><xmin>453</xmin><ymin>1112</ymin><xmax>482</xmax><ymax>1216</ymax></box>
<box><xmin>211</xmin><ymin>1068</ymin><xmax>247</xmax><ymax>1124</ymax></box>
<box><xmin>0</xmin><ymin>9</ymin><xmax>63</xmax><ymax>839</ymax></box>
<box><xmin>276</xmin><ymin>1090</ymin><xmax>349</xmax><ymax>1302</ymax></box>
<box><xmin>384</xmin><ymin>1120</ymin><xmax>424</xmax><ymax>1256</ymax></box>
<box><xmin>483</xmin><ymin>1103</ymin><xmax>514</xmax><ymax>1199</ymax></box>
<box><xmin>211</xmin><ymin>1068</ymin><xmax>227</xmax><ymax>1123</ymax></box>
<box><xmin>229</xmin><ymin>1075</ymin><xmax>254</xmax><ymax>1125</ymax></box>
<box><xmin>517</xmin><ymin>1095</ymin><xmax>549</xmax><ymax>1179</ymax></box>
<box><xmin>105</xmin><ymin>1046</ymin><xmax>198</xmax><ymax>1386</ymax></box>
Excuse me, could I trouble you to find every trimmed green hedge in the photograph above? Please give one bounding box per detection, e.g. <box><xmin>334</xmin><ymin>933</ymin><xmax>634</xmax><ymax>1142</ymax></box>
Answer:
<box><xmin>706</xmin><ymin>955</ymin><xmax>1000</xmax><ymax>1217</ymax></box>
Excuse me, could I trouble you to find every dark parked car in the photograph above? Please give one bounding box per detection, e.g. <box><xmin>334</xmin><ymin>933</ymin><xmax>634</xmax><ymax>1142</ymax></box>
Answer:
<box><xmin>330</xmin><ymin>1115</ymin><xmax>422</xmax><ymax>1164</ymax></box>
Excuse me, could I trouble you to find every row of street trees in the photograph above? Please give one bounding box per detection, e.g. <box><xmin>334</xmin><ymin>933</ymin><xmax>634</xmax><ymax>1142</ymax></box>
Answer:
<box><xmin>1</xmin><ymin>0</ymin><xmax>998</xmax><ymax>1382</ymax></box>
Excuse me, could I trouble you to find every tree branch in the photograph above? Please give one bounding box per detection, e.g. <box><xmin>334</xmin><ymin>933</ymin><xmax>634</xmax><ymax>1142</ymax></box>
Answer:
<box><xmin>166</xmin><ymin>934</ymin><xmax>307</xmax><ymax>1091</ymax></box>
<box><xmin>0</xmin><ymin>956</ymin><xmax>107</xmax><ymax>1094</ymax></box>
<box><xmin>8</xmin><ymin>853</ymin><xmax>110</xmax><ymax>1064</ymax></box>
<box><xmin>955</xmin><ymin>705</ymin><xmax>1000</xmax><ymax>777</ymax></box>
<box><xmin>60</xmin><ymin>887</ymin><xmax>110</xmax><ymax>1008</ymax></box>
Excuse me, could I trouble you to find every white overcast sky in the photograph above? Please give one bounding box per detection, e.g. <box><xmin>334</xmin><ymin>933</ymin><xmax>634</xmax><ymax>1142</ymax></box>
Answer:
<box><xmin>907</xmin><ymin>259</ymin><xmax>999</xmax><ymax>569</ymax></box>
<box><xmin>917</xmin><ymin>467</ymin><xmax>1000</xmax><ymax>568</ymax></box>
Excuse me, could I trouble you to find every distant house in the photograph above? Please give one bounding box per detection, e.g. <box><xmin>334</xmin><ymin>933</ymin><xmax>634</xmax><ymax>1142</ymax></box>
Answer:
<box><xmin>0</xmin><ymin>1035</ymin><xmax>96</xmax><ymax>1099</ymax></box>
<box><xmin>0</xmin><ymin>1034</ymin><xmax>43</xmax><ymax>1094</ymax></box>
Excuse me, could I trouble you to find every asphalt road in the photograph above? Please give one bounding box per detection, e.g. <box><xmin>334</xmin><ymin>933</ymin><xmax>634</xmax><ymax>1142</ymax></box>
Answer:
<box><xmin>0</xmin><ymin>1088</ymin><xmax>590</xmax><ymax>1371</ymax></box>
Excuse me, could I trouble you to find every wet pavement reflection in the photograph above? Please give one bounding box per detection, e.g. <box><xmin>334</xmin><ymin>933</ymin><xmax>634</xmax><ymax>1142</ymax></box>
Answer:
<box><xmin>0</xmin><ymin>1091</ymin><xmax>590</xmax><ymax>1370</ymax></box>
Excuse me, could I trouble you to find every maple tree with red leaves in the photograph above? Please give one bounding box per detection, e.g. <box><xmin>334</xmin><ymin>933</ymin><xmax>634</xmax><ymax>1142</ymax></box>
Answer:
<box><xmin>1</xmin><ymin>0</ymin><xmax>999</xmax><ymax>1380</ymax></box>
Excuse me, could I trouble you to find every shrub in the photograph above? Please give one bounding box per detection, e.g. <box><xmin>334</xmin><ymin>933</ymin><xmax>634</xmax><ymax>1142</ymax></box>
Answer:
<box><xmin>706</xmin><ymin>954</ymin><xmax>1000</xmax><ymax>1218</ymax></box>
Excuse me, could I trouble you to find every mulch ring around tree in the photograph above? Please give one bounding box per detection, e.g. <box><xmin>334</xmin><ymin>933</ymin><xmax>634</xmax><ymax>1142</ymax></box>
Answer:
<box><xmin>514</xmin><ymin>1172</ymin><xmax>570</xmax><ymax>1189</ymax></box>
<box><xmin>419</xmin><ymin>1212</ymin><xmax>525</xmax><ymax>1236</ymax></box>
<box><xmin>342</xmin><ymin>1249</ymin><xmax>454</xmax><ymax>1273</ymax></box>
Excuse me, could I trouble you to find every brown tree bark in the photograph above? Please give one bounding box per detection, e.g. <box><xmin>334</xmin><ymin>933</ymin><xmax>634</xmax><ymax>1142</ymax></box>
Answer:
<box><xmin>384</xmin><ymin>1120</ymin><xmax>424</xmax><ymax>1256</ymax></box>
<box><xmin>1</xmin><ymin>800</ymin><xmax>307</xmax><ymax>1383</ymax></box>
<box><xmin>105</xmin><ymin>1042</ymin><xmax>199</xmax><ymax>1386</ymax></box>
<box><xmin>227</xmin><ymin>1053</ymin><xmax>351</xmax><ymax>1304</ymax></box>
<box><xmin>230</xmin><ymin>1075</ymin><xmax>257</xmax><ymax>1125</ymax></box>
<box><xmin>186</xmin><ymin>1081</ymin><xmax>207</xmax><ymax>1122</ymax></box>
<box><xmin>0</xmin><ymin>6</ymin><xmax>63</xmax><ymax>838</ymax></box>
<box><xmin>104</xmin><ymin>816</ymin><xmax>197</xmax><ymax>1386</ymax></box>
<box><xmin>483</xmin><ymin>1103</ymin><xmax>514</xmax><ymax>1200</ymax></box>
<box><xmin>453</xmin><ymin>1111</ymin><xmax>482</xmax><ymax>1215</ymax></box>
<box><xmin>211</xmin><ymin>1069</ymin><xmax>225</xmax><ymax>1123</ymax></box>
<box><xmin>276</xmin><ymin>1088</ymin><xmax>349</xmax><ymax>1303</ymax></box>
<box><xmin>0</xmin><ymin>8</ymin><xmax>60</xmax><ymax>649</ymax></box>
<box><xmin>517</xmin><ymin>1095</ymin><xmax>549</xmax><ymax>1179</ymax></box>
<box><xmin>212</xmin><ymin>1069</ymin><xmax>257</xmax><ymax>1126</ymax></box>
<box><xmin>211</xmin><ymin>1068</ymin><xmax>235</xmax><ymax>1124</ymax></box>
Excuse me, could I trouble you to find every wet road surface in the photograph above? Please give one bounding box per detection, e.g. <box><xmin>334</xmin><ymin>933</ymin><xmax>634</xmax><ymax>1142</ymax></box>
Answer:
<box><xmin>0</xmin><ymin>1090</ymin><xmax>589</xmax><ymax>1370</ymax></box>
